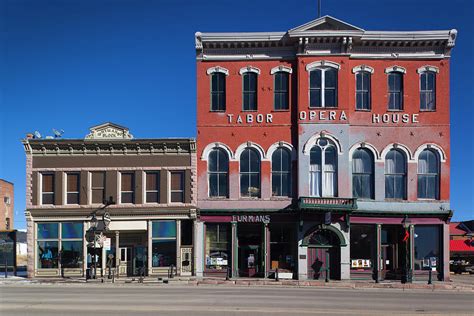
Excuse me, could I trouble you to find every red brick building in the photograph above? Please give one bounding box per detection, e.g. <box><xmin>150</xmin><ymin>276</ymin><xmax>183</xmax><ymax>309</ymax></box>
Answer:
<box><xmin>0</xmin><ymin>179</ymin><xmax>14</xmax><ymax>231</ymax></box>
<box><xmin>195</xmin><ymin>16</ymin><xmax>457</xmax><ymax>281</ymax></box>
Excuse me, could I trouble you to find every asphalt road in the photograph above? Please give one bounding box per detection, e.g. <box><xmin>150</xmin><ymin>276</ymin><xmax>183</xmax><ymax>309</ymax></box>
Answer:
<box><xmin>0</xmin><ymin>283</ymin><xmax>473</xmax><ymax>316</ymax></box>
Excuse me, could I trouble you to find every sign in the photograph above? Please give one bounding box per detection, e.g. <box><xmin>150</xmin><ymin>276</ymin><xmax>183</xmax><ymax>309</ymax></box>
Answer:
<box><xmin>232</xmin><ymin>215</ymin><xmax>270</xmax><ymax>224</ymax></box>
<box><xmin>351</xmin><ymin>259</ymin><xmax>371</xmax><ymax>268</ymax></box>
<box><xmin>103</xmin><ymin>238</ymin><xmax>111</xmax><ymax>251</ymax></box>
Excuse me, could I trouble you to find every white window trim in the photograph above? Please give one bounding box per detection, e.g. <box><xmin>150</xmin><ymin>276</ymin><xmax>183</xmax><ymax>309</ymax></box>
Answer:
<box><xmin>307</xmin><ymin>65</ymin><xmax>339</xmax><ymax>108</ymax></box>
<box><xmin>169</xmin><ymin>170</ymin><xmax>185</xmax><ymax>204</ymax></box>
<box><xmin>239</xmin><ymin>66</ymin><xmax>261</xmax><ymax>75</ymax></box>
<box><xmin>201</xmin><ymin>142</ymin><xmax>234</xmax><ymax>161</ymax></box>
<box><xmin>303</xmin><ymin>132</ymin><xmax>343</xmax><ymax>156</ymax></box>
<box><xmin>309</xmin><ymin>141</ymin><xmax>338</xmax><ymax>198</ymax></box>
<box><xmin>206</xmin><ymin>66</ymin><xmax>229</xmax><ymax>76</ymax></box>
<box><xmin>65</xmin><ymin>172</ymin><xmax>80</xmax><ymax>205</ymax></box>
<box><xmin>270</xmin><ymin>65</ymin><xmax>293</xmax><ymax>75</ymax></box>
<box><xmin>352</xmin><ymin>65</ymin><xmax>374</xmax><ymax>74</ymax></box>
<box><xmin>235</xmin><ymin>141</ymin><xmax>268</xmax><ymax>161</ymax></box>
<box><xmin>384</xmin><ymin>65</ymin><xmax>406</xmax><ymax>74</ymax></box>
<box><xmin>348</xmin><ymin>142</ymin><xmax>381</xmax><ymax>162</ymax></box>
<box><xmin>267</xmin><ymin>141</ymin><xmax>296</xmax><ymax>161</ymax></box>
<box><xmin>414</xmin><ymin>143</ymin><xmax>446</xmax><ymax>162</ymax></box>
<box><xmin>305</xmin><ymin>60</ymin><xmax>341</xmax><ymax>71</ymax></box>
<box><xmin>417</xmin><ymin>65</ymin><xmax>439</xmax><ymax>74</ymax></box>
<box><xmin>380</xmin><ymin>143</ymin><xmax>414</xmax><ymax>162</ymax></box>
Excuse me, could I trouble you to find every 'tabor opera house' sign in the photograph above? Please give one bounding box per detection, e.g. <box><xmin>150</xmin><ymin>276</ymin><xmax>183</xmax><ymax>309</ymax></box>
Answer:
<box><xmin>226</xmin><ymin>110</ymin><xmax>420</xmax><ymax>124</ymax></box>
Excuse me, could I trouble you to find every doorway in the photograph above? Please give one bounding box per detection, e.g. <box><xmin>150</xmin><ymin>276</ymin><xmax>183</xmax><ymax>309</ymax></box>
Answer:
<box><xmin>305</xmin><ymin>228</ymin><xmax>342</xmax><ymax>280</ymax></box>
<box><xmin>237</xmin><ymin>224</ymin><xmax>264</xmax><ymax>277</ymax></box>
<box><xmin>119</xmin><ymin>246</ymin><xmax>148</xmax><ymax>277</ymax></box>
<box><xmin>381</xmin><ymin>225</ymin><xmax>404</xmax><ymax>280</ymax></box>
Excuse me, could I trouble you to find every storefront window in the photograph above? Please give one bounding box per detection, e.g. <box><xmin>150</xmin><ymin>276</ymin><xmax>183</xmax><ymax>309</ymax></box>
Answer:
<box><xmin>350</xmin><ymin>225</ymin><xmax>375</xmax><ymax>270</ymax></box>
<box><xmin>270</xmin><ymin>223</ymin><xmax>295</xmax><ymax>272</ymax></box>
<box><xmin>205</xmin><ymin>223</ymin><xmax>230</xmax><ymax>270</ymax></box>
<box><xmin>414</xmin><ymin>225</ymin><xmax>441</xmax><ymax>271</ymax></box>
<box><xmin>61</xmin><ymin>222</ymin><xmax>82</xmax><ymax>239</ymax></box>
<box><xmin>37</xmin><ymin>240</ymin><xmax>59</xmax><ymax>269</ymax></box>
<box><xmin>152</xmin><ymin>220</ymin><xmax>176</xmax><ymax>267</ymax></box>
<box><xmin>37</xmin><ymin>223</ymin><xmax>59</xmax><ymax>239</ymax></box>
<box><xmin>61</xmin><ymin>241</ymin><xmax>83</xmax><ymax>268</ymax></box>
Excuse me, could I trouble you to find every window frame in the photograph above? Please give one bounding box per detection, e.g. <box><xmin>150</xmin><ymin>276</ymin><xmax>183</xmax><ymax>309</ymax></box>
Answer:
<box><xmin>309</xmin><ymin>138</ymin><xmax>338</xmax><ymax>197</ymax></box>
<box><xmin>387</xmin><ymin>71</ymin><xmax>404</xmax><ymax>111</ymax></box>
<box><xmin>120</xmin><ymin>172</ymin><xmax>135</xmax><ymax>204</ymax></box>
<box><xmin>145</xmin><ymin>171</ymin><xmax>160</xmax><ymax>204</ymax></box>
<box><xmin>170</xmin><ymin>171</ymin><xmax>185</xmax><ymax>203</ymax></box>
<box><xmin>90</xmin><ymin>171</ymin><xmax>106</xmax><ymax>204</ymax></box>
<box><xmin>273</xmin><ymin>71</ymin><xmax>290</xmax><ymax>111</ymax></box>
<box><xmin>384</xmin><ymin>149</ymin><xmax>407</xmax><ymax>200</ymax></box>
<box><xmin>309</xmin><ymin>67</ymin><xmax>338</xmax><ymax>108</ymax></box>
<box><xmin>208</xmin><ymin>148</ymin><xmax>229</xmax><ymax>198</ymax></box>
<box><xmin>41</xmin><ymin>173</ymin><xmax>55</xmax><ymax>205</ymax></box>
<box><xmin>417</xmin><ymin>149</ymin><xmax>440</xmax><ymax>200</ymax></box>
<box><xmin>66</xmin><ymin>172</ymin><xmax>80</xmax><ymax>205</ymax></box>
<box><xmin>239</xmin><ymin>148</ymin><xmax>261</xmax><ymax>198</ymax></box>
<box><xmin>242</xmin><ymin>72</ymin><xmax>258</xmax><ymax>111</ymax></box>
<box><xmin>271</xmin><ymin>147</ymin><xmax>292</xmax><ymax>197</ymax></box>
<box><xmin>210</xmin><ymin>72</ymin><xmax>226</xmax><ymax>112</ymax></box>
<box><xmin>355</xmin><ymin>71</ymin><xmax>372</xmax><ymax>111</ymax></box>
<box><xmin>419</xmin><ymin>70</ymin><xmax>437</xmax><ymax>111</ymax></box>
<box><xmin>351</xmin><ymin>148</ymin><xmax>375</xmax><ymax>199</ymax></box>
<box><xmin>151</xmin><ymin>220</ymin><xmax>177</xmax><ymax>268</ymax></box>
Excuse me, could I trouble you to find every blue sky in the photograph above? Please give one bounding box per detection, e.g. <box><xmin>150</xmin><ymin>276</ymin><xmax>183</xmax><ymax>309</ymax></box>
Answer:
<box><xmin>1</xmin><ymin>0</ymin><xmax>473</xmax><ymax>229</ymax></box>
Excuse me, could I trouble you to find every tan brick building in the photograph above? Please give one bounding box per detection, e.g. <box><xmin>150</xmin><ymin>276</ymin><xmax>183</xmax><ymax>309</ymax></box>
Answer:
<box><xmin>0</xmin><ymin>179</ymin><xmax>14</xmax><ymax>230</ymax></box>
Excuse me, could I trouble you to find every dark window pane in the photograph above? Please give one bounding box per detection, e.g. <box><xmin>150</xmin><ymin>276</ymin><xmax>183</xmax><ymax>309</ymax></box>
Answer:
<box><xmin>325</xmin><ymin>69</ymin><xmax>337</xmax><ymax>88</ymax></box>
<box><xmin>42</xmin><ymin>174</ymin><xmax>54</xmax><ymax>192</ymax></box>
<box><xmin>324</xmin><ymin>89</ymin><xmax>337</xmax><ymax>107</ymax></box>
<box><xmin>37</xmin><ymin>241</ymin><xmax>58</xmax><ymax>269</ymax></box>
<box><xmin>171</xmin><ymin>191</ymin><xmax>184</xmax><ymax>203</ymax></box>
<box><xmin>414</xmin><ymin>225</ymin><xmax>440</xmax><ymax>272</ymax></box>
<box><xmin>42</xmin><ymin>193</ymin><xmax>54</xmax><ymax>205</ymax></box>
<box><xmin>309</xmin><ymin>90</ymin><xmax>321</xmax><ymax>108</ymax></box>
<box><xmin>121</xmin><ymin>192</ymin><xmax>134</xmax><ymax>204</ymax></box>
<box><xmin>181</xmin><ymin>220</ymin><xmax>193</xmax><ymax>246</ymax></box>
<box><xmin>91</xmin><ymin>172</ymin><xmax>105</xmax><ymax>188</ymax></box>
<box><xmin>37</xmin><ymin>223</ymin><xmax>59</xmax><ymax>239</ymax></box>
<box><xmin>146</xmin><ymin>172</ymin><xmax>159</xmax><ymax>191</ymax></box>
<box><xmin>61</xmin><ymin>240</ymin><xmax>83</xmax><ymax>268</ymax></box>
<box><xmin>218</xmin><ymin>174</ymin><xmax>228</xmax><ymax>197</ymax></box>
<box><xmin>171</xmin><ymin>172</ymin><xmax>183</xmax><ymax>191</ymax></box>
<box><xmin>146</xmin><ymin>192</ymin><xmax>159</xmax><ymax>203</ymax></box>
<box><xmin>121</xmin><ymin>173</ymin><xmax>134</xmax><ymax>191</ymax></box>
<box><xmin>152</xmin><ymin>240</ymin><xmax>176</xmax><ymax>267</ymax></box>
<box><xmin>67</xmin><ymin>174</ymin><xmax>79</xmax><ymax>192</ymax></box>
<box><xmin>310</xmin><ymin>70</ymin><xmax>321</xmax><ymax>88</ymax></box>
<box><xmin>211</xmin><ymin>73</ymin><xmax>226</xmax><ymax>111</ymax></box>
<box><xmin>92</xmin><ymin>189</ymin><xmax>105</xmax><ymax>204</ymax></box>
<box><xmin>209</xmin><ymin>174</ymin><xmax>218</xmax><ymax>197</ymax></box>
<box><xmin>67</xmin><ymin>193</ymin><xmax>79</xmax><ymax>204</ymax></box>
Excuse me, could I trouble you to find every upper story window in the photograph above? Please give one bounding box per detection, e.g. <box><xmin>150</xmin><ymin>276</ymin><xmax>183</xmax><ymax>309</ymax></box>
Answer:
<box><xmin>386</xmin><ymin>66</ymin><xmax>406</xmax><ymax>111</ymax></box>
<box><xmin>91</xmin><ymin>172</ymin><xmax>105</xmax><ymax>204</ymax></box>
<box><xmin>352</xmin><ymin>148</ymin><xmax>374</xmax><ymax>199</ymax></box>
<box><xmin>385</xmin><ymin>149</ymin><xmax>407</xmax><ymax>200</ymax></box>
<box><xmin>273</xmin><ymin>71</ymin><xmax>289</xmax><ymax>110</ymax></box>
<box><xmin>170</xmin><ymin>171</ymin><xmax>185</xmax><ymax>203</ymax></box>
<box><xmin>354</xmin><ymin>67</ymin><xmax>372</xmax><ymax>110</ymax></box>
<box><xmin>417</xmin><ymin>149</ymin><xmax>440</xmax><ymax>200</ymax></box>
<box><xmin>66</xmin><ymin>173</ymin><xmax>80</xmax><ymax>205</ymax></box>
<box><xmin>309</xmin><ymin>138</ymin><xmax>337</xmax><ymax>197</ymax></box>
<box><xmin>208</xmin><ymin>148</ymin><xmax>229</xmax><ymax>198</ymax></box>
<box><xmin>271</xmin><ymin>147</ymin><xmax>291</xmax><ymax>197</ymax></box>
<box><xmin>146</xmin><ymin>171</ymin><xmax>160</xmax><ymax>203</ymax></box>
<box><xmin>207</xmin><ymin>66</ymin><xmax>229</xmax><ymax>112</ymax></box>
<box><xmin>307</xmin><ymin>61</ymin><xmax>340</xmax><ymax>109</ymax></box>
<box><xmin>419</xmin><ymin>68</ymin><xmax>437</xmax><ymax>111</ymax></box>
<box><xmin>240</xmin><ymin>148</ymin><xmax>260</xmax><ymax>198</ymax></box>
<box><xmin>41</xmin><ymin>173</ymin><xmax>55</xmax><ymax>205</ymax></box>
<box><xmin>120</xmin><ymin>172</ymin><xmax>135</xmax><ymax>204</ymax></box>
<box><xmin>242</xmin><ymin>72</ymin><xmax>257</xmax><ymax>111</ymax></box>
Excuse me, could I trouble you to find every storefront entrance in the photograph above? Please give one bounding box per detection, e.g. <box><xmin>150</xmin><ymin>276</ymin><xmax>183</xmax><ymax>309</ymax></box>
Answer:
<box><xmin>381</xmin><ymin>225</ymin><xmax>405</xmax><ymax>280</ymax></box>
<box><xmin>117</xmin><ymin>232</ymin><xmax>148</xmax><ymax>277</ymax></box>
<box><xmin>237</xmin><ymin>224</ymin><xmax>264</xmax><ymax>277</ymax></box>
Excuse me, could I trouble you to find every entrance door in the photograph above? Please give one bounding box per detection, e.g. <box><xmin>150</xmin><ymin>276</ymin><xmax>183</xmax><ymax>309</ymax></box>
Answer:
<box><xmin>308</xmin><ymin>248</ymin><xmax>329</xmax><ymax>280</ymax></box>
<box><xmin>119</xmin><ymin>247</ymin><xmax>132</xmax><ymax>276</ymax></box>
<box><xmin>237</xmin><ymin>224</ymin><xmax>263</xmax><ymax>277</ymax></box>
<box><xmin>133</xmin><ymin>246</ymin><xmax>147</xmax><ymax>276</ymax></box>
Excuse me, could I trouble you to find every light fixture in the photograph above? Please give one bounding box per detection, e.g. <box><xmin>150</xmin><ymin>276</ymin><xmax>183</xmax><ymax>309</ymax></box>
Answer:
<box><xmin>90</xmin><ymin>214</ymin><xmax>98</xmax><ymax>229</ymax></box>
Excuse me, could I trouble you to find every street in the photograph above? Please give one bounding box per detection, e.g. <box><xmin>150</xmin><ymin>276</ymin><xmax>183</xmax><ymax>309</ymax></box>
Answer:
<box><xmin>0</xmin><ymin>283</ymin><xmax>473</xmax><ymax>316</ymax></box>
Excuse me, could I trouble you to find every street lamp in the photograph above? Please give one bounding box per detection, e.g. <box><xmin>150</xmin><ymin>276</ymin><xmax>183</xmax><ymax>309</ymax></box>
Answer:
<box><xmin>402</xmin><ymin>215</ymin><xmax>412</xmax><ymax>283</ymax></box>
<box><xmin>90</xmin><ymin>214</ymin><xmax>98</xmax><ymax>279</ymax></box>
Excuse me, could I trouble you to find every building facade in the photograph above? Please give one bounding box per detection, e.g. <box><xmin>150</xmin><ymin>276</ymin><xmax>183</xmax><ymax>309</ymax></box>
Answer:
<box><xmin>23</xmin><ymin>123</ymin><xmax>197</xmax><ymax>278</ymax></box>
<box><xmin>195</xmin><ymin>16</ymin><xmax>456</xmax><ymax>281</ymax></box>
<box><xmin>0</xmin><ymin>179</ymin><xmax>14</xmax><ymax>230</ymax></box>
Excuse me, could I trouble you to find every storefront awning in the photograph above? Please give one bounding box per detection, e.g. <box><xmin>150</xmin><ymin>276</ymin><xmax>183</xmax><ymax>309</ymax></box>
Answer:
<box><xmin>450</xmin><ymin>239</ymin><xmax>474</xmax><ymax>253</ymax></box>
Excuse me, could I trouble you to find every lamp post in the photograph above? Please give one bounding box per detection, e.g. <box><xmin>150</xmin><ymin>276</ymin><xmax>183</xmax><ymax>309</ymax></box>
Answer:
<box><xmin>90</xmin><ymin>214</ymin><xmax>98</xmax><ymax>279</ymax></box>
<box><xmin>402</xmin><ymin>216</ymin><xmax>412</xmax><ymax>283</ymax></box>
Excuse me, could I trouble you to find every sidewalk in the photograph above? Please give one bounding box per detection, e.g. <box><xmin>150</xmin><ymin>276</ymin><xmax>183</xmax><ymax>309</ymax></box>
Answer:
<box><xmin>2</xmin><ymin>275</ymin><xmax>473</xmax><ymax>292</ymax></box>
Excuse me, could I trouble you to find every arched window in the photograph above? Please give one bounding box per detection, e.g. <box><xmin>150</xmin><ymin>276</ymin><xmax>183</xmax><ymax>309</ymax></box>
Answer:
<box><xmin>387</xmin><ymin>72</ymin><xmax>404</xmax><ymax>110</ymax></box>
<box><xmin>355</xmin><ymin>71</ymin><xmax>371</xmax><ymax>110</ymax></box>
<box><xmin>385</xmin><ymin>149</ymin><xmax>407</xmax><ymax>199</ymax></box>
<box><xmin>309</xmin><ymin>138</ymin><xmax>337</xmax><ymax>197</ymax></box>
<box><xmin>352</xmin><ymin>148</ymin><xmax>374</xmax><ymax>199</ymax></box>
<box><xmin>210</xmin><ymin>72</ymin><xmax>226</xmax><ymax>111</ymax></box>
<box><xmin>208</xmin><ymin>148</ymin><xmax>229</xmax><ymax>197</ymax></box>
<box><xmin>272</xmin><ymin>148</ymin><xmax>291</xmax><ymax>197</ymax></box>
<box><xmin>240</xmin><ymin>148</ymin><xmax>260</xmax><ymax>197</ymax></box>
<box><xmin>274</xmin><ymin>71</ymin><xmax>289</xmax><ymax>110</ymax></box>
<box><xmin>417</xmin><ymin>149</ymin><xmax>440</xmax><ymax>199</ymax></box>
<box><xmin>420</xmin><ymin>71</ymin><xmax>436</xmax><ymax>111</ymax></box>
<box><xmin>242</xmin><ymin>72</ymin><xmax>257</xmax><ymax>111</ymax></box>
<box><xmin>309</xmin><ymin>68</ymin><xmax>338</xmax><ymax>108</ymax></box>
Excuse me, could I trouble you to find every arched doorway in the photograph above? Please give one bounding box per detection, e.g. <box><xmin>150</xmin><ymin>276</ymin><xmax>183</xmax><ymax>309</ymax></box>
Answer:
<box><xmin>303</xmin><ymin>226</ymin><xmax>345</xmax><ymax>280</ymax></box>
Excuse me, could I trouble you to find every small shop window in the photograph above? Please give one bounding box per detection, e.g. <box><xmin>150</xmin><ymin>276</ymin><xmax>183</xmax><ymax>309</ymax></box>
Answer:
<box><xmin>270</xmin><ymin>223</ymin><xmax>295</xmax><ymax>272</ymax></box>
<box><xmin>350</xmin><ymin>225</ymin><xmax>375</xmax><ymax>271</ymax></box>
<box><xmin>181</xmin><ymin>220</ymin><xmax>193</xmax><ymax>246</ymax></box>
<box><xmin>205</xmin><ymin>223</ymin><xmax>230</xmax><ymax>270</ymax></box>
<box><xmin>414</xmin><ymin>225</ymin><xmax>441</xmax><ymax>272</ymax></box>
<box><xmin>151</xmin><ymin>220</ymin><xmax>177</xmax><ymax>267</ymax></box>
<box><xmin>37</xmin><ymin>222</ymin><xmax>59</xmax><ymax>269</ymax></box>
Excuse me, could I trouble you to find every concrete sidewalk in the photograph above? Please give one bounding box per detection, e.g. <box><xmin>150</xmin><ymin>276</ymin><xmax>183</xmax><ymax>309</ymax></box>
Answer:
<box><xmin>2</xmin><ymin>275</ymin><xmax>473</xmax><ymax>292</ymax></box>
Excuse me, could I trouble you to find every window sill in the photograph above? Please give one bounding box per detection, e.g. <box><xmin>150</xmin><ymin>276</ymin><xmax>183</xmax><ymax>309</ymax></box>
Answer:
<box><xmin>419</xmin><ymin>110</ymin><xmax>436</xmax><ymax>113</ymax></box>
<box><xmin>386</xmin><ymin>109</ymin><xmax>404</xmax><ymax>112</ymax></box>
<box><xmin>308</xmin><ymin>106</ymin><xmax>338</xmax><ymax>109</ymax></box>
<box><xmin>209</xmin><ymin>110</ymin><xmax>226</xmax><ymax>113</ymax></box>
<box><xmin>272</xmin><ymin>109</ymin><xmax>290</xmax><ymax>112</ymax></box>
<box><xmin>207</xmin><ymin>196</ymin><xmax>229</xmax><ymax>200</ymax></box>
<box><xmin>384</xmin><ymin>198</ymin><xmax>408</xmax><ymax>202</ymax></box>
<box><xmin>416</xmin><ymin>198</ymin><xmax>440</xmax><ymax>201</ymax></box>
<box><xmin>241</xmin><ymin>110</ymin><xmax>258</xmax><ymax>113</ymax></box>
<box><xmin>355</xmin><ymin>109</ymin><xmax>372</xmax><ymax>112</ymax></box>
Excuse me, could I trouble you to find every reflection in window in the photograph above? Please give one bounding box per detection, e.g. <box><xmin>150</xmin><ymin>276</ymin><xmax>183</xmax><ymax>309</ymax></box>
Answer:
<box><xmin>152</xmin><ymin>220</ymin><xmax>176</xmax><ymax>267</ymax></box>
<box><xmin>350</xmin><ymin>225</ymin><xmax>375</xmax><ymax>271</ymax></box>
<box><xmin>418</xmin><ymin>149</ymin><xmax>440</xmax><ymax>199</ymax></box>
<box><xmin>208</xmin><ymin>148</ymin><xmax>229</xmax><ymax>198</ymax></box>
<box><xmin>37</xmin><ymin>223</ymin><xmax>59</xmax><ymax>269</ymax></box>
<box><xmin>310</xmin><ymin>138</ymin><xmax>337</xmax><ymax>197</ymax></box>
<box><xmin>352</xmin><ymin>148</ymin><xmax>374</xmax><ymax>199</ymax></box>
<box><xmin>240</xmin><ymin>148</ymin><xmax>261</xmax><ymax>197</ymax></box>
<box><xmin>414</xmin><ymin>225</ymin><xmax>440</xmax><ymax>273</ymax></box>
<box><xmin>271</xmin><ymin>148</ymin><xmax>291</xmax><ymax>197</ymax></box>
<box><xmin>270</xmin><ymin>223</ymin><xmax>295</xmax><ymax>272</ymax></box>
<box><xmin>385</xmin><ymin>149</ymin><xmax>407</xmax><ymax>199</ymax></box>
<box><xmin>420</xmin><ymin>71</ymin><xmax>436</xmax><ymax>111</ymax></box>
<box><xmin>205</xmin><ymin>223</ymin><xmax>230</xmax><ymax>270</ymax></box>
<box><xmin>309</xmin><ymin>68</ymin><xmax>338</xmax><ymax>108</ymax></box>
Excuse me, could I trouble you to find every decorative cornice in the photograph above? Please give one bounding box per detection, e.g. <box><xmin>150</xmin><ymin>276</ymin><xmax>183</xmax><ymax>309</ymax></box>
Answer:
<box><xmin>416</xmin><ymin>65</ymin><xmax>440</xmax><ymax>74</ymax></box>
<box><xmin>238</xmin><ymin>66</ymin><xmax>261</xmax><ymax>75</ymax></box>
<box><xmin>306</xmin><ymin>60</ymin><xmax>341</xmax><ymax>71</ymax></box>
<box><xmin>206</xmin><ymin>66</ymin><xmax>229</xmax><ymax>76</ymax></box>
<box><xmin>270</xmin><ymin>65</ymin><xmax>293</xmax><ymax>74</ymax></box>
<box><xmin>385</xmin><ymin>65</ymin><xmax>407</xmax><ymax>74</ymax></box>
<box><xmin>352</xmin><ymin>65</ymin><xmax>374</xmax><ymax>74</ymax></box>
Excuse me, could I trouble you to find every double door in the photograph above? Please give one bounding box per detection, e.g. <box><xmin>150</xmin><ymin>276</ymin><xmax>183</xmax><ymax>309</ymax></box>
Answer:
<box><xmin>307</xmin><ymin>247</ymin><xmax>340</xmax><ymax>280</ymax></box>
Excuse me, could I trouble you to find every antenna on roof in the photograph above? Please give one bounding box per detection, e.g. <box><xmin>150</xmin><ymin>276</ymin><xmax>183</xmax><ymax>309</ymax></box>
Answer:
<box><xmin>318</xmin><ymin>0</ymin><xmax>322</xmax><ymax>18</ymax></box>
<box><xmin>52</xmin><ymin>128</ymin><xmax>64</xmax><ymax>138</ymax></box>
<box><xmin>33</xmin><ymin>131</ymin><xmax>42</xmax><ymax>139</ymax></box>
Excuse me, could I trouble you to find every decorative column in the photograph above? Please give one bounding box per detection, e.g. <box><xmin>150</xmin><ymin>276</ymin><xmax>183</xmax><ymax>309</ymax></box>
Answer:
<box><xmin>409</xmin><ymin>224</ymin><xmax>415</xmax><ymax>281</ymax></box>
<box><xmin>176</xmin><ymin>220</ymin><xmax>181</xmax><ymax>276</ymax></box>
<box><xmin>194</xmin><ymin>220</ymin><xmax>204</xmax><ymax>277</ymax></box>
<box><xmin>147</xmin><ymin>221</ymin><xmax>152</xmax><ymax>276</ymax></box>
<box><xmin>231</xmin><ymin>221</ymin><xmax>238</xmax><ymax>278</ymax></box>
<box><xmin>263</xmin><ymin>222</ymin><xmax>269</xmax><ymax>278</ymax></box>
<box><xmin>115</xmin><ymin>231</ymin><xmax>120</xmax><ymax>277</ymax></box>
<box><xmin>375</xmin><ymin>224</ymin><xmax>382</xmax><ymax>282</ymax></box>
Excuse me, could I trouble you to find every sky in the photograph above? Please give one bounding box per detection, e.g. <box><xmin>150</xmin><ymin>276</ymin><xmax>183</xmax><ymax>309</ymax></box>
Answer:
<box><xmin>1</xmin><ymin>0</ymin><xmax>473</xmax><ymax>230</ymax></box>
